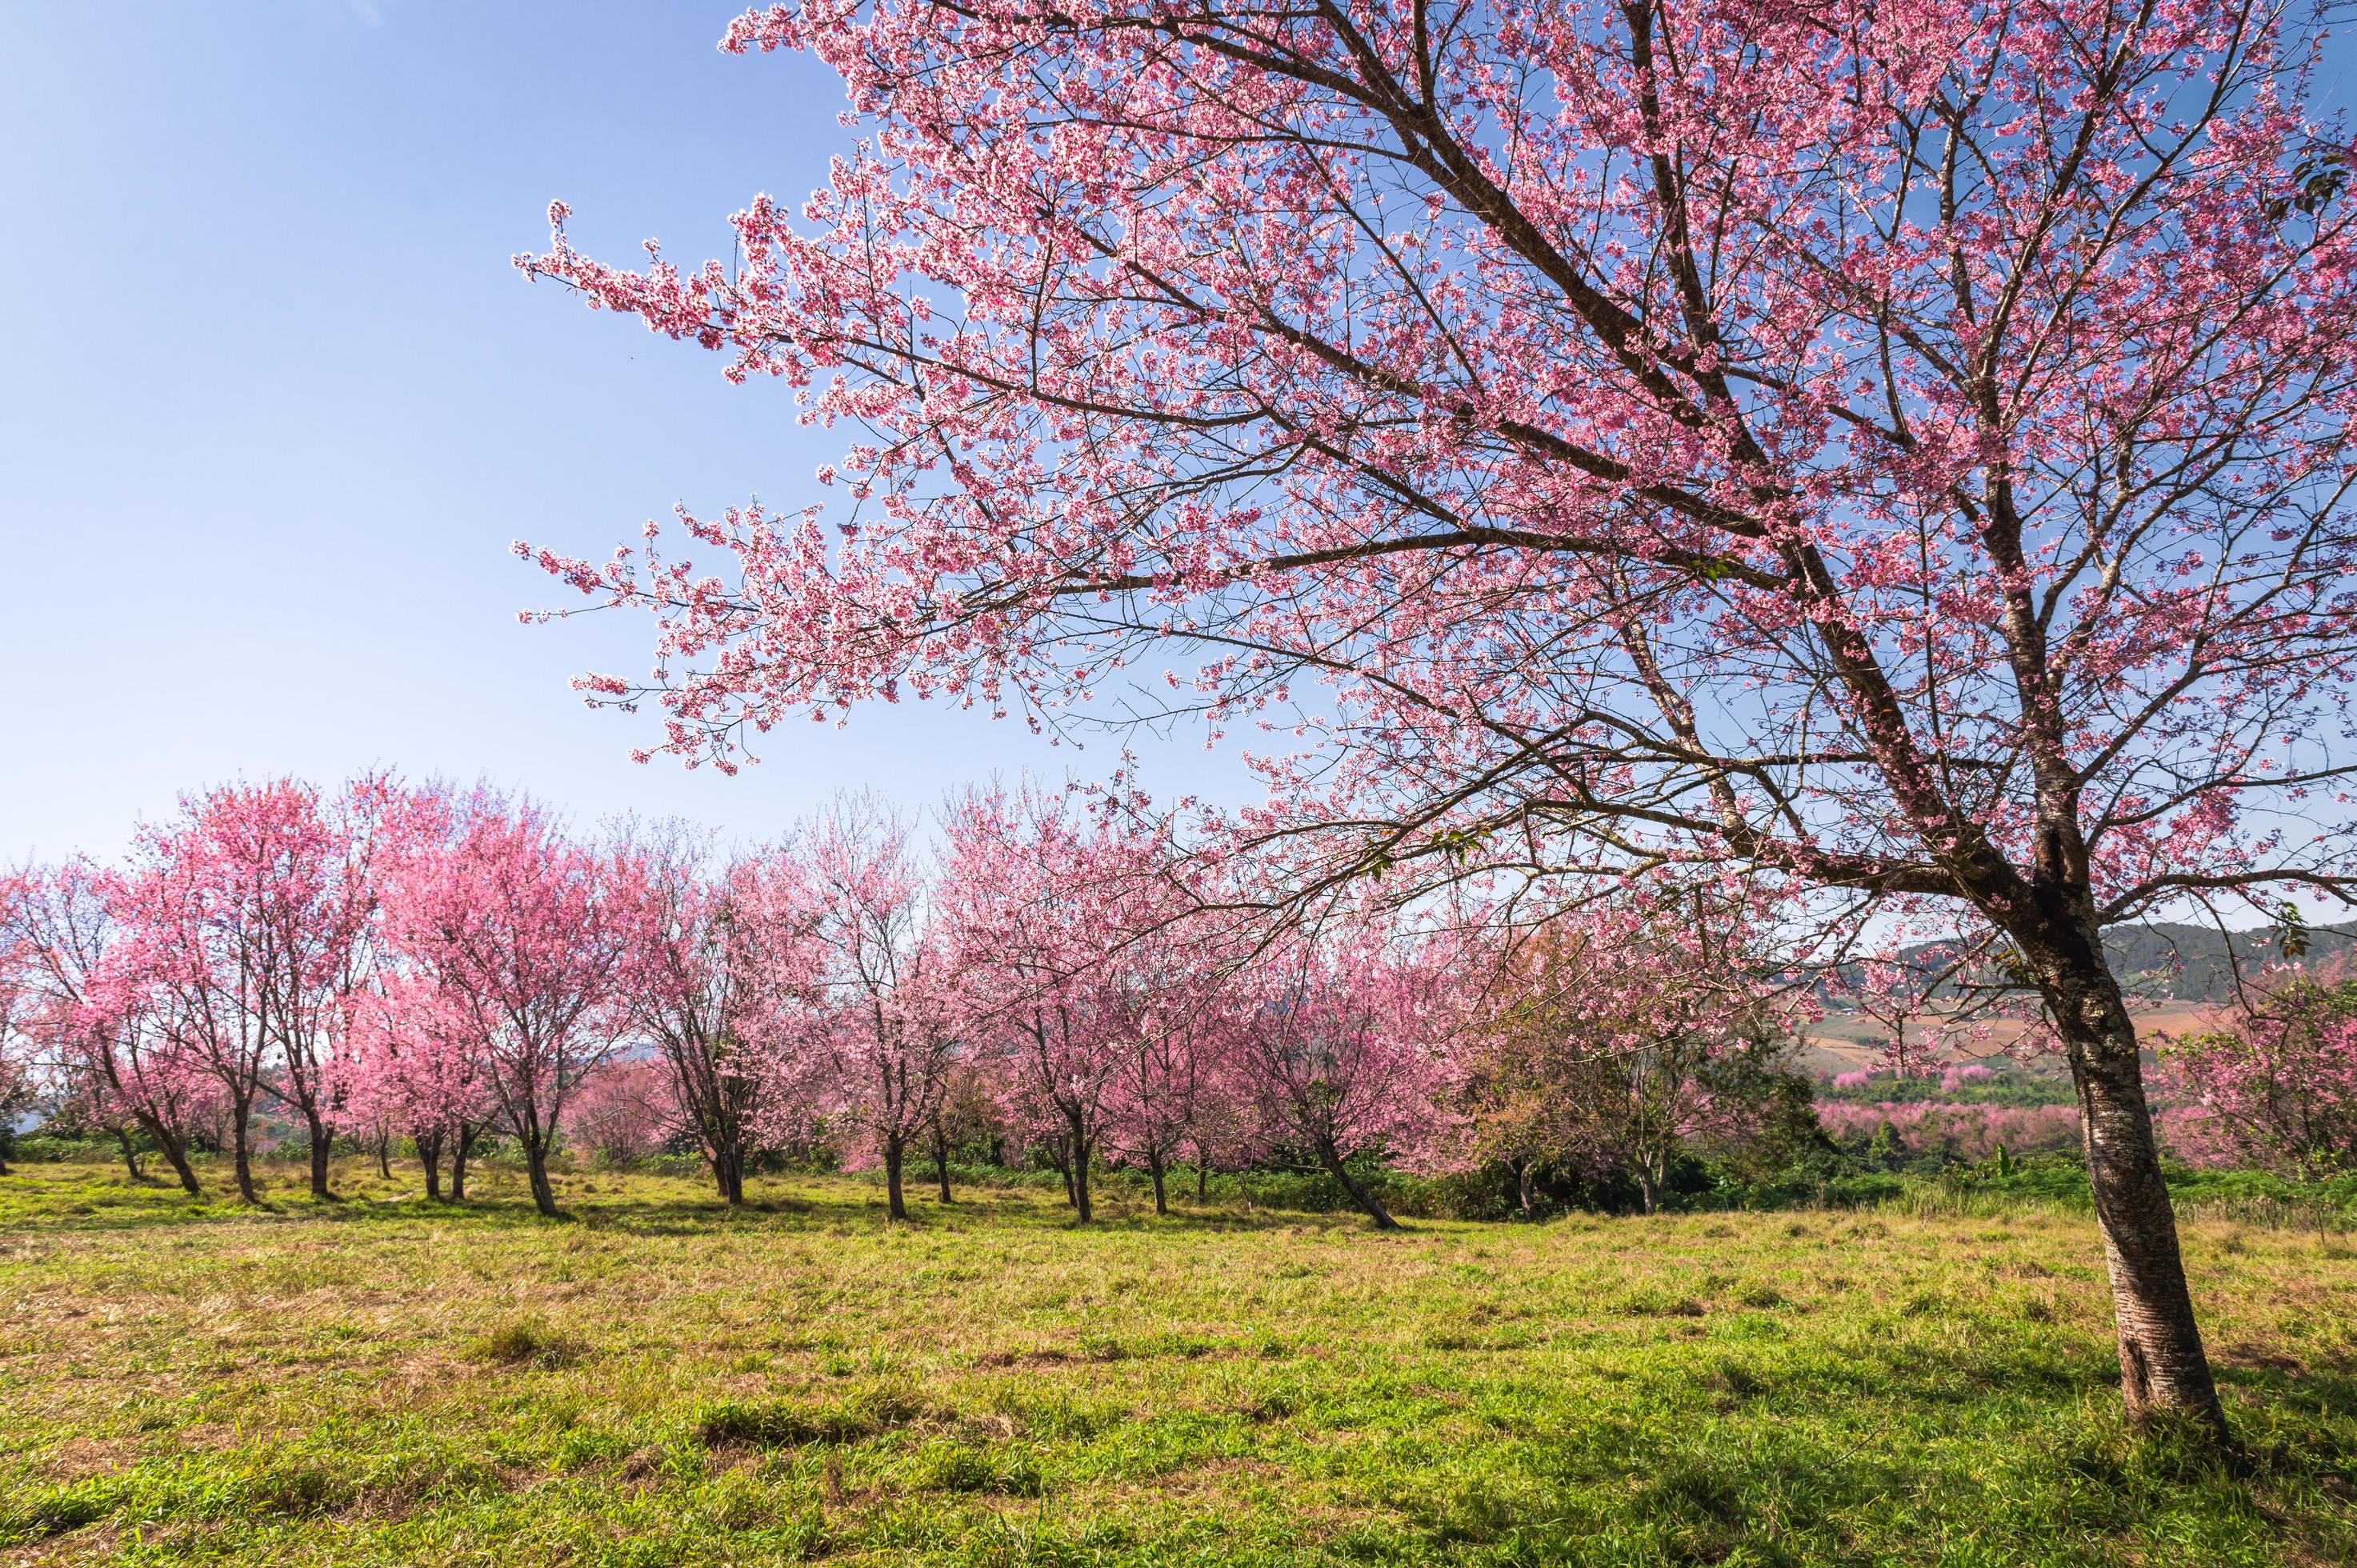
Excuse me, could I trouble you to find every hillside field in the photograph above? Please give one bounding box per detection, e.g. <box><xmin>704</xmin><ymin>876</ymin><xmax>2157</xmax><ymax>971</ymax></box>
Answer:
<box><xmin>1</xmin><ymin>1162</ymin><xmax>2353</xmax><ymax>1566</ymax></box>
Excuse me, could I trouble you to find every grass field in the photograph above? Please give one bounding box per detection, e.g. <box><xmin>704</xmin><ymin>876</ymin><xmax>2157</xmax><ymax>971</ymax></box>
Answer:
<box><xmin>2</xmin><ymin>1161</ymin><xmax>2352</xmax><ymax>1566</ymax></box>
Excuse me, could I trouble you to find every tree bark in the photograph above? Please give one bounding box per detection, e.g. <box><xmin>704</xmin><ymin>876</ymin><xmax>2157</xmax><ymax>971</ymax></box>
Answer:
<box><xmin>110</xmin><ymin>1125</ymin><xmax>145</xmax><ymax>1183</ymax></box>
<box><xmin>418</xmin><ymin>1127</ymin><xmax>445</xmax><ymax>1202</ymax></box>
<box><xmin>1317</xmin><ymin>1138</ymin><xmax>1399</xmax><ymax>1230</ymax></box>
<box><xmin>713</xmin><ymin>1142</ymin><xmax>746</xmax><ymax>1206</ymax></box>
<box><xmin>931</xmin><ymin>1114</ymin><xmax>954</xmax><ymax>1204</ymax></box>
<box><xmin>1050</xmin><ymin>1136</ymin><xmax>1075</xmax><ymax>1207</ymax></box>
<box><xmin>1147</xmin><ymin>1148</ymin><xmax>1168</xmax><ymax>1216</ymax></box>
<box><xmin>2031</xmin><ymin>924</ymin><xmax>2228</xmax><ymax>1439</ymax></box>
<box><xmin>449</xmin><ymin>1126</ymin><xmax>475</xmax><ymax>1202</ymax></box>
<box><xmin>374</xmin><ymin>1127</ymin><xmax>392</xmax><ymax>1180</ymax></box>
<box><xmin>304</xmin><ymin>1110</ymin><xmax>336</xmax><ymax>1202</ymax></box>
<box><xmin>1066</xmin><ymin>1108</ymin><xmax>1093</xmax><ymax>1224</ymax></box>
<box><xmin>523</xmin><ymin>1134</ymin><xmax>559</xmax><ymax>1217</ymax></box>
<box><xmin>137</xmin><ymin>1113</ymin><xmax>199</xmax><ymax>1195</ymax></box>
<box><xmin>230</xmin><ymin>1095</ymin><xmax>259</xmax><ymax>1204</ymax></box>
<box><xmin>1196</xmin><ymin>1153</ymin><xmax>1209</xmax><ymax>1202</ymax></box>
<box><xmin>1514</xmin><ymin>1158</ymin><xmax>1536</xmax><ymax>1219</ymax></box>
<box><xmin>883</xmin><ymin>1131</ymin><xmax>907</xmax><ymax>1221</ymax></box>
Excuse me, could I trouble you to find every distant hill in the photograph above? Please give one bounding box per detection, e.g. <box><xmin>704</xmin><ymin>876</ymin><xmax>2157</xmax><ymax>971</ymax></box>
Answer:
<box><xmin>2099</xmin><ymin>920</ymin><xmax>2357</xmax><ymax>1002</ymax></box>
<box><xmin>1824</xmin><ymin>920</ymin><xmax>2357</xmax><ymax>1012</ymax></box>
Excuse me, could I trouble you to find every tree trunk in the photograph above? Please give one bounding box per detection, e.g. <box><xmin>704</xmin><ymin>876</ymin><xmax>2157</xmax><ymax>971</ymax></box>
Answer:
<box><xmin>1050</xmin><ymin>1137</ymin><xmax>1075</xmax><ymax>1207</ymax></box>
<box><xmin>230</xmin><ymin>1097</ymin><xmax>259</xmax><ymax>1204</ymax></box>
<box><xmin>713</xmin><ymin>1141</ymin><xmax>746</xmax><ymax>1206</ymax></box>
<box><xmin>1196</xmin><ymin>1154</ymin><xmax>1209</xmax><ymax>1202</ymax></box>
<box><xmin>2037</xmin><ymin>937</ymin><xmax>2228</xmax><ymax>1438</ymax></box>
<box><xmin>1147</xmin><ymin>1148</ymin><xmax>1168</xmax><ymax>1216</ymax></box>
<box><xmin>931</xmin><ymin>1115</ymin><xmax>954</xmax><ymax>1203</ymax></box>
<box><xmin>112</xmin><ymin>1126</ymin><xmax>146</xmax><ymax>1183</ymax></box>
<box><xmin>1066</xmin><ymin>1108</ymin><xmax>1093</xmax><ymax>1224</ymax></box>
<box><xmin>418</xmin><ymin>1127</ymin><xmax>445</xmax><ymax>1202</ymax></box>
<box><xmin>449</xmin><ymin>1126</ymin><xmax>474</xmax><ymax>1202</ymax></box>
<box><xmin>374</xmin><ymin>1127</ymin><xmax>392</xmax><ymax>1180</ymax></box>
<box><xmin>1514</xmin><ymin>1158</ymin><xmax>1536</xmax><ymax>1219</ymax></box>
<box><xmin>523</xmin><ymin>1135</ymin><xmax>559</xmax><ymax>1217</ymax></box>
<box><xmin>1634</xmin><ymin>1166</ymin><xmax>1659</xmax><ymax>1216</ymax></box>
<box><xmin>138</xmin><ymin>1114</ymin><xmax>200</xmax><ymax>1195</ymax></box>
<box><xmin>305</xmin><ymin>1110</ymin><xmax>336</xmax><ymax>1202</ymax></box>
<box><xmin>1318</xmin><ymin>1139</ymin><xmax>1399</xmax><ymax>1230</ymax></box>
<box><xmin>883</xmin><ymin>1131</ymin><xmax>907</xmax><ymax>1221</ymax></box>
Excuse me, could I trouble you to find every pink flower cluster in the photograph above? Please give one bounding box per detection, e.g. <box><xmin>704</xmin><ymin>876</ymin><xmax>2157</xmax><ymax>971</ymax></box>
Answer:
<box><xmin>2156</xmin><ymin>966</ymin><xmax>2357</xmax><ymax>1179</ymax></box>
<box><xmin>1818</xmin><ymin>1101</ymin><xmax>2083</xmax><ymax>1165</ymax></box>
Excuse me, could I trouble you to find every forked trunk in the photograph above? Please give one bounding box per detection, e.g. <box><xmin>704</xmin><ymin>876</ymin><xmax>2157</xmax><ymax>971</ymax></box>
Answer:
<box><xmin>374</xmin><ymin>1128</ymin><xmax>392</xmax><ymax>1180</ymax></box>
<box><xmin>1631</xmin><ymin>1138</ymin><xmax>1670</xmax><ymax>1215</ymax></box>
<box><xmin>883</xmin><ymin>1131</ymin><xmax>907</xmax><ymax>1221</ymax></box>
<box><xmin>418</xmin><ymin>1127</ymin><xmax>445</xmax><ymax>1202</ymax></box>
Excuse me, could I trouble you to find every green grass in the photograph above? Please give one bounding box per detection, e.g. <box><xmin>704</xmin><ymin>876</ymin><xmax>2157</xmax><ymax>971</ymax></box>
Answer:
<box><xmin>0</xmin><ymin>1160</ymin><xmax>2351</xmax><ymax>1566</ymax></box>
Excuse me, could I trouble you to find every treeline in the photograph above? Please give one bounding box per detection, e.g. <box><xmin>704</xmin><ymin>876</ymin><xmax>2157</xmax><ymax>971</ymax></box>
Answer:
<box><xmin>5</xmin><ymin>776</ymin><xmax>2351</xmax><ymax>1222</ymax></box>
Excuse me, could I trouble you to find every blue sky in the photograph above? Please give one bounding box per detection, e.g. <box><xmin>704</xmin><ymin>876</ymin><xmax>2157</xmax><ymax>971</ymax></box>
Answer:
<box><xmin>1</xmin><ymin>1</ymin><xmax>1237</xmax><ymax>863</ymax></box>
<box><xmin>7</xmin><ymin>2</ymin><xmax>2351</xmax><ymax>906</ymax></box>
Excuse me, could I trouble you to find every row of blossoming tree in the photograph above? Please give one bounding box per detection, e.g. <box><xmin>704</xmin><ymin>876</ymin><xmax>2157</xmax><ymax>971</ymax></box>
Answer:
<box><xmin>0</xmin><ymin>768</ymin><xmax>1800</xmax><ymax>1226</ymax></box>
<box><xmin>0</xmin><ymin>778</ymin><xmax>626</xmax><ymax>1210</ymax></box>
<box><xmin>1</xmin><ymin>774</ymin><xmax>1821</xmax><ymax>1228</ymax></box>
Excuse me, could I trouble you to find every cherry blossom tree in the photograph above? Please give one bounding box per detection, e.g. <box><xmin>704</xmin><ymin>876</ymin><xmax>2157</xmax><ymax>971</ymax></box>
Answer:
<box><xmin>1101</xmin><ymin>934</ymin><xmax>1240</xmax><ymax>1215</ymax></box>
<box><xmin>563</xmin><ymin>1055</ymin><xmax>674</xmax><ymax>1167</ymax></box>
<box><xmin>106</xmin><ymin>780</ymin><xmax>387</xmax><ymax>1202</ymax></box>
<box><xmin>1462</xmin><ymin>897</ymin><xmax>1807</xmax><ymax>1212</ymax></box>
<box><xmin>339</xmin><ymin>974</ymin><xmax>498</xmax><ymax>1202</ymax></box>
<box><xmin>943</xmin><ymin>789</ymin><xmax>1150</xmax><ymax>1222</ymax></box>
<box><xmin>1235</xmin><ymin>918</ymin><xmax>1447</xmax><ymax>1230</ymax></box>
<box><xmin>1843</xmin><ymin>958</ymin><xmax>1950</xmax><ymax>1083</ymax></box>
<box><xmin>2161</xmin><ymin>963</ymin><xmax>2357</xmax><ymax>1180</ymax></box>
<box><xmin>623</xmin><ymin>830</ymin><xmax>821</xmax><ymax>1204</ymax></box>
<box><xmin>0</xmin><ymin>878</ymin><xmax>38</xmax><ymax>1176</ymax></box>
<box><xmin>1444</xmin><ymin>926</ymin><xmax>1593</xmax><ymax>1218</ymax></box>
<box><xmin>518</xmin><ymin>0</ymin><xmax>2357</xmax><ymax>1433</ymax></box>
<box><xmin>110</xmin><ymin>829</ymin><xmax>277</xmax><ymax>1202</ymax></box>
<box><xmin>380</xmin><ymin>790</ymin><xmax>641</xmax><ymax>1217</ymax></box>
<box><xmin>5</xmin><ymin>862</ymin><xmax>218</xmax><ymax>1193</ymax></box>
<box><xmin>794</xmin><ymin>795</ymin><xmax>962</xmax><ymax>1221</ymax></box>
<box><xmin>1081</xmin><ymin>850</ymin><xmax>1262</xmax><ymax>1214</ymax></box>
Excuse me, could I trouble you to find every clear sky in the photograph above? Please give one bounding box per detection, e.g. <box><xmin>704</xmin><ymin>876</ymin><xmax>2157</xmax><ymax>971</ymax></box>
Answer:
<box><xmin>1</xmin><ymin>0</ymin><xmax>1241</xmax><ymax>864</ymax></box>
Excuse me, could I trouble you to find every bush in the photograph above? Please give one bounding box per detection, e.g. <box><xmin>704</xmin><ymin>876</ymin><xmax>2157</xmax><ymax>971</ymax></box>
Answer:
<box><xmin>10</xmin><ymin>1136</ymin><xmax>128</xmax><ymax>1166</ymax></box>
